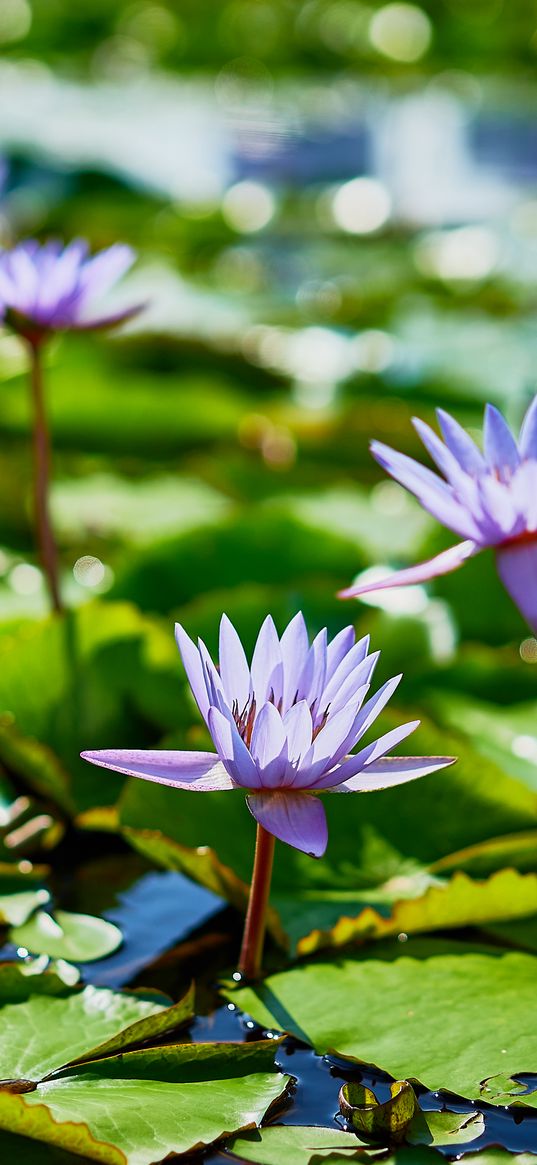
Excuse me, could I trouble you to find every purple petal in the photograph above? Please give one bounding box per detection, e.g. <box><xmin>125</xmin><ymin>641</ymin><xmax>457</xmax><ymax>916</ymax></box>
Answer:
<box><xmin>322</xmin><ymin>651</ymin><xmax>379</xmax><ymax>716</ymax></box>
<box><xmin>476</xmin><ymin>476</ymin><xmax>519</xmax><ymax>540</ymax></box>
<box><xmin>311</xmin><ymin>701</ymin><xmax>363</xmax><ymax>767</ymax></box>
<box><xmin>519</xmin><ymin>396</ymin><xmax>537</xmax><ymax>460</ymax></box>
<box><xmin>78</xmin><ymin>243</ymin><xmax>135</xmax><ymax>300</ymax></box>
<box><xmin>370</xmin><ymin>440</ymin><xmax>479</xmax><ymax>539</ymax></box>
<box><xmin>73</xmin><ymin>302</ymin><xmax>144</xmax><ymax>331</ymax></box>
<box><xmin>246</xmin><ymin>790</ymin><xmax>328</xmax><ymax>857</ymax></box>
<box><xmin>326</xmin><ymin>755</ymin><xmax>455</xmax><ymax>792</ymax></box>
<box><xmin>250</xmin><ymin>702</ymin><xmax>288</xmax><ymax>788</ymax></box>
<box><xmin>208</xmin><ymin>707</ymin><xmax>260</xmax><ymax>788</ymax></box>
<box><xmin>338</xmin><ymin>539</ymin><xmax>478</xmax><ymax>599</ymax></box>
<box><xmin>297</xmin><ymin>628</ymin><xmax>327</xmax><ymax>712</ymax></box>
<box><xmin>175</xmin><ymin>623</ymin><xmax>210</xmax><ymax>722</ymax></box>
<box><xmin>412</xmin><ymin>417</ymin><xmax>470</xmax><ymax>486</ymax></box>
<box><xmin>436</xmin><ymin>408</ymin><xmax>486</xmax><ymax>476</ymax></box>
<box><xmin>80</xmin><ymin>749</ymin><xmax>234</xmax><ymax>790</ymax></box>
<box><xmin>336</xmin><ymin>674</ymin><xmax>402</xmax><ymax>745</ymax></box>
<box><xmin>219</xmin><ymin>614</ymin><xmax>250</xmax><ymax>711</ymax></box>
<box><xmin>496</xmin><ymin>540</ymin><xmax>537</xmax><ymax>634</ymax></box>
<box><xmin>282</xmin><ymin>700</ymin><xmax>313</xmax><ymax>766</ymax></box>
<box><xmin>325</xmin><ymin>626</ymin><xmax>357</xmax><ymax>679</ymax></box>
<box><xmin>198</xmin><ymin>639</ymin><xmax>227</xmax><ymax>710</ymax></box>
<box><xmin>280</xmin><ymin>612</ymin><xmax>310</xmax><ymax>709</ymax></box>
<box><xmin>330</xmin><ymin>720</ymin><xmax>421</xmax><ymax>784</ymax></box>
<box><xmin>251</xmin><ymin>616</ymin><xmax>283</xmax><ymax>705</ymax></box>
<box><xmin>483</xmin><ymin>404</ymin><xmax>519</xmax><ymax>481</ymax></box>
<box><xmin>511</xmin><ymin>462</ymin><xmax>537</xmax><ymax>533</ymax></box>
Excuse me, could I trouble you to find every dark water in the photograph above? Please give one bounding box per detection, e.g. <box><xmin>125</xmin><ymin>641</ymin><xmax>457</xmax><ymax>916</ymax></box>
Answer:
<box><xmin>187</xmin><ymin>1004</ymin><xmax>537</xmax><ymax>1164</ymax></box>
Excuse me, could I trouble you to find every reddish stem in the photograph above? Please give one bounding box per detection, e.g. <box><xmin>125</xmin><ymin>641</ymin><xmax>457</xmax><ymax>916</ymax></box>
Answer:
<box><xmin>27</xmin><ymin>340</ymin><xmax>62</xmax><ymax>614</ymax></box>
<box><xmin>238</xmin><ymin>824</ymin><xmax>275</xmax><ymax>980</ymax></box>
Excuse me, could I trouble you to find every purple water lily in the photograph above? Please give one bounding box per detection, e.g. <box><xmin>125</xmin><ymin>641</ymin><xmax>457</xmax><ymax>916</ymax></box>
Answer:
<box><xmin>2</xmin><ymin>238</ymin><xmax>143</xmax><ymax>613</ymax></box>
<box><xmin>0</xmin><ymin>238</ymin><xmax>141</xmax><ymax>342</ymax></box>
<box><xmin>339</xmin><ymin>400</ymin><xmax>537</xmax><ymax>633</ymax></box>
<box><xmin>82</xmin><ymin>613</ymin><xmax>453</xmax><ymax>860</ymax></box>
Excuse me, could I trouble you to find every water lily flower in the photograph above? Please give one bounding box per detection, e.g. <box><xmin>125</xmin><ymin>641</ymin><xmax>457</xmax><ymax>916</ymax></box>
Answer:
<box><xmin>1</xmin><ymin>238</ymin><xmax>143</xmax><ymax>613</ymax></box>
<box><xmin>339</xmin><ymin>400</ymin><xmax>537</xmax><ymax>633</ymax></box>
<box><xmin>83</xmin><ymin>612</ymin><xmax>454</xmax><ymax>858</ymax></box>
<box><xmin>0</xmin><ymin>238</ymin><xmax>141</xmax><ymax>342</ymax></box>
<box><xmin>82</xmin><ymin>614</ymin><xmax>454</xmax><ymax>978</ymax></box>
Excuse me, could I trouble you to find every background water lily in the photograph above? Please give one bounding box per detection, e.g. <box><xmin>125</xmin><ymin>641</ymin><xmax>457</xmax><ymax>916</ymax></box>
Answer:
<box><xmin>340</xmin><ymin>400</ymin><xmax>537</xmax><ymax>633</ymax></box>
<box><xmin>0</xmin><ymin>239</ymin><xmax>141</xmax><ymax>341</ymax></box>
<box><xmin>0</xmin><ymin>238</ymin><xmax>142</xmax><ymax>613</ymax></box>
<box><xmin>82</xmin><ymin>612</ymin><xmax>454</xmax><ymax>977</ymax></box>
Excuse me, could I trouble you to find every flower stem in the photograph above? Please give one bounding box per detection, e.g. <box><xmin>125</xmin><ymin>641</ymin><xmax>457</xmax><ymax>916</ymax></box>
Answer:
<box><xmin>238</xmin><ymin>824</ymin><xmax>275</xmax><ymax>980</ymax></box>
<box><xmin>27</xmin><ymin>340</ymin><xmax>62</xmax><ymax>614</ymax></box>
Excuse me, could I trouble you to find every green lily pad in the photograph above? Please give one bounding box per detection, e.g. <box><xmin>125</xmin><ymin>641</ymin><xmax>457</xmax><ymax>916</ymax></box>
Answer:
<box><xmin>0</xmin><ymin>964</ymin><xmax>194</xmax><ymax>1080</ymax></box>
<box><xmin>230</xmin><ymin>938</ymin><xmax>537</xmax><ymax>1103</ymax></box>
<box><xmin>293</xmin><ymin>869</ymin><xmax>537</xmax><ymax>957</ymax></box>
<box><xmin>228</xmin><ymin>1125</ymin><xmax>447</xmax><ymax>1165</ymax></box>
<box><xmin>0</xmin><ymin>983</ymin><xmax>289</xmax><ymax>1165</ymax></box>
<box><xmin>0</xmin><ymin>864</ymin><xmax>50</xmax><ymax>927</ymax></box>
<box><xmin>9</xmin><ymin>911</ymin><xmax>122</xmax><ymax>964</ymax></box>
<box><xmin>0</xmin><ymin>1043</ymin><xmax>289</xmax><ymax>1165</ymax></box>
<box><xmin>227</xmin><ymin>1125</ymin><xmax>378</xmax><ymax>1164</ymax></box>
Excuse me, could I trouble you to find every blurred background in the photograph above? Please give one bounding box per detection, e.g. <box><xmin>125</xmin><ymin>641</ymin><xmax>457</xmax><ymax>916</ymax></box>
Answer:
<box><xmin>0</xmin><ymin>0</ymin><xmax>536</xmax><ymax>964</ymax></box>
<box><xmin>1</xmin><ymin>0</ymin><xmax>537</xmax><ymax>760</ymax></box>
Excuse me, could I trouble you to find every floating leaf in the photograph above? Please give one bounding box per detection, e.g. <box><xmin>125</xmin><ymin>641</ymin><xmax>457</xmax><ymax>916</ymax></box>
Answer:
<box><xmin>0</xmin><ymin>964</ymin><xmax>194</xmax><ymax>1080</ymax></box>
<box><xmin>228</xmin><ymin>1125</ymin><xmax>444</xmax><ymax>1165</ymax></box>
<box><xmin>230</xmin><ymin>938</ymin><xmax>537</xmax><ymax>1103</ymax></box>
<box><xmin>9</xmin><ymin>911</ymin><xmax>122</xmax><ymax>964</ymax></box>
<box><xmin>0</xmin><ymin>1042</ymin><xmax>289</xmax><ymax>1165</ymax></box>
<box><xmin>295</xmin><ymin>870</ymin><xmax>537</xmax><ymax>956</ymax></box>
<box><xmin>0</xmin><ymin>864</ymin><xmax>50</xmax><ymax>926</ymax></box>
<box><xmin>227</xmin><ymin>1125</ymin><xmax>377</xmax><ymax>1165</ymax></box>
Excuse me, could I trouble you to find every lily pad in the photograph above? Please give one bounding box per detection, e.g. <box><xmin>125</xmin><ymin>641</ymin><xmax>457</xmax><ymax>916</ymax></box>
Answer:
<box><xmin>0</xmin><ymin>964</ymin><xmax>194</xmax><ymax>1080</ymax></box>
<box><xmin>9</xmin><ymin>911</ymin><xmax>122</xmax><ymax>964</ymax></box>
<box><xmin>227</xmin><ymin>1125</ymin><xmax>378</xmax><ymax>1164</ymax></box>
<box><xmin>230</xmin><ymin>938</ymin><xmax>537</xmax><ymax>1103</ymax></box>
<box><xmin>228</xmin><ymin>1126</ymin><xmax>446</xmax><ymax>1165</ymax></box>
<box><xmin>0</xmin><ymin>1009</ymin><xmax>289</xmax><ymax>1165</ymax></box>
<box><xmin>0</xmin><ymin>865</ymin><xmax>50</xmax><ymax>927</ymax></box>
<box><xmin>293</xmin><ymin>869</ymin><xmax>537</xmax><ymax>956</ymax></box>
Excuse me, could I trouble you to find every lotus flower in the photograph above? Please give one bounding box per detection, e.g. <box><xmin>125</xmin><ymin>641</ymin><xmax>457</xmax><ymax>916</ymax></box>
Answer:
<box><xmin>82</xmin><ymin>613</ymin><xmax>454</xmax><ymax>859</ymax></box>
<box><xmin>0</xmin><ymin>238</ymin><xmax>142</xmax><ymax>342</ymax></box>
<box><xmin>340</xmin><ymin>400</ymin><xmax>537</xmax><ymax>633</ymax></box>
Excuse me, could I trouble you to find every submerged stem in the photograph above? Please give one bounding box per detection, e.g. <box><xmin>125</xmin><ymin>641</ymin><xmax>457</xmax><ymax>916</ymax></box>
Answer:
<box><xmin>28</xmin><ymin>339</ymin><xmax>62</xmax><ymax>614</ymax></box>
<box><xmin>238</xmin><ymin>824</ymin><xmax>275</xmax><ymax>981</ymax></box>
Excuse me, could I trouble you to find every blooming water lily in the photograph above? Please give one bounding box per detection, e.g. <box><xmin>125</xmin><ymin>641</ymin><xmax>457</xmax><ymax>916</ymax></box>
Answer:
<box><xmin>0</xmin><ymin>238</ymin><xmax>141</xmax><ymax>341</ymax></box>
<box><xmin>0</xmin><ymin>238</ymin><xmax>143</xmax><ymax>613</ymax></box>
<box><xmin>83</xmin><ymin>613</ymin><xmax>454</xmax><ymax>977</ymax></box>
<box><xmin>340</xmin><ymin>400</ymin><xmax>537</xmax><ymax>633</ymax></box>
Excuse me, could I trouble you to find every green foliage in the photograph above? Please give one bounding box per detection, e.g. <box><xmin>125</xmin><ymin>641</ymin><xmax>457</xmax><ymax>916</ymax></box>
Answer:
<box><xmin>231</xmin><ymin>940</ymin><xmax>537</xmax><ymax>1101</ymax></box>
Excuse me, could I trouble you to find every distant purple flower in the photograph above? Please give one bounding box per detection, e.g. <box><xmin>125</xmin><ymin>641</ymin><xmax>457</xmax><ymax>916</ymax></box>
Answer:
<box><xmin>82</xmin><ymin>613</ymin><xmax>453</xmax><ymax>858</ymax></box>
<box><xmin>0</xmin><ymin>238</ymin><xmax>142</xmax><ymax>343</ymax></box>
<box><xmin>340</xmin><ymin>400</ymin><xmax>537</xmax><ymax>634</ymax></box>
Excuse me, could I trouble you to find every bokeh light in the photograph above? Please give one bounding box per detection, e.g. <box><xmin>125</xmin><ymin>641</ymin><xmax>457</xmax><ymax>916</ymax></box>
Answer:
<box><xmin>369</xmin><ymin>3</ymin><xmax>432</xmax><ymax>62</ymax></box>
<box><xmin>331</xmin><ymin>178</ymin><xmax>392</xmax><ymax>235</ymax></box>
<box><xmin>221</xmin><ymin>181</ymin><xmax>276</xmax><ymax>232</ymax></box>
